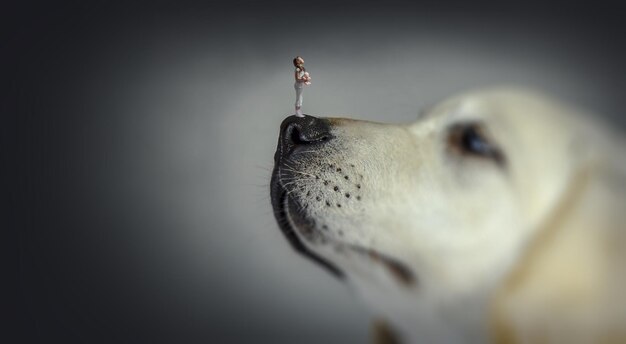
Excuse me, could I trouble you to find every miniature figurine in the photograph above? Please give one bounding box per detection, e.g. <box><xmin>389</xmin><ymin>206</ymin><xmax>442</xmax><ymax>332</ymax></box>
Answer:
<box><xmin>293</xmin><ymin>56</ymin><xmax>311</xmax><ymax>117</ymax></box>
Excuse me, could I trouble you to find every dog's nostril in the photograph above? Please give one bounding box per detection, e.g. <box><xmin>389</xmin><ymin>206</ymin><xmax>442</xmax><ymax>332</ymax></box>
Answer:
<box><xmin>289</xmin><ymin>126</ymin><xmax>306</xmax><ymax>145</ymax></box>
<box><xmin>288</xmin><ymin>125</ymin><xmax>330</xmax><ymax>145</ymax></box>
<box><xmin>277</xmin><ymin>115</ymin><xmax>333</xmax><ymax>159</ymax></box>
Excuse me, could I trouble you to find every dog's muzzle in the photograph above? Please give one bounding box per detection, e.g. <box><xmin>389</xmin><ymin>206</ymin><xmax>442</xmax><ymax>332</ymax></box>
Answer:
<box><xmin>269</xmin><ymin>115</ymin><xmax>343</xmax><ymax>277</ymax></box>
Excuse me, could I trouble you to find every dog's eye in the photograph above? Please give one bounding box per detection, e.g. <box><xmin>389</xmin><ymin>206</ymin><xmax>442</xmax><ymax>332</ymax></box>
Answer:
<box><xmin>447</xmin><ymin>122</ymin><xmax>505</xmax><ymax>166</ymax></box>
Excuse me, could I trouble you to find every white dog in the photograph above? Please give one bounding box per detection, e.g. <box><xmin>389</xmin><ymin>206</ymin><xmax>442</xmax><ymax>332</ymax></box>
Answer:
<box><xmin>270</xmin><ymin>88</ymin><xmax>626</xmax><ymax>343</ymax></box>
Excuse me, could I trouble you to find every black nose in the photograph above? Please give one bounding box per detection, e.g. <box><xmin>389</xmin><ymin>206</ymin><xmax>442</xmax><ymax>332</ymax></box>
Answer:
<box><xmin>274</xmin><ymin>115</ymin><xmax>332</xmax><ymax>162</ymax></box>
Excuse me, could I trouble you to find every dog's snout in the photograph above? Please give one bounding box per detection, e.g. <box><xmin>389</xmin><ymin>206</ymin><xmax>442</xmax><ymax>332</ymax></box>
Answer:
<box><xmin>275</xmin><ymin>115</ymin><xmax>332</xmax><ymax>160</ymax></box>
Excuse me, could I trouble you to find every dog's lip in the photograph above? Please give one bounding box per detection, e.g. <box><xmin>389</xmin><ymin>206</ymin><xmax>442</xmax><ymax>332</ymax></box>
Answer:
<box><xmin>270</xmin><ymin>171</ymin><xmax>344</xmax><ymax>278</ymax></box>
<box><xmin>286</xmin><ymin>195</ymin><xmax>417</xmax><ymax>286</ymax></box>
<box><xmin>271</xmin><ymin>169</ymin><xmax>416</xmax><ymax>286</ymax></box>
<box><xmin>347</xmin><ymin>244</ymin><xmax>417</xmax><ymax>286</ymax></box>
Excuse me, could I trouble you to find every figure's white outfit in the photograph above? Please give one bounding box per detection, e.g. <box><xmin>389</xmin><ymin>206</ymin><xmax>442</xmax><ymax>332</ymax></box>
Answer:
<box><xmin>294</xmin><ymin>67</ymin><xmax>305</xmax><ymax>117</ymax></box>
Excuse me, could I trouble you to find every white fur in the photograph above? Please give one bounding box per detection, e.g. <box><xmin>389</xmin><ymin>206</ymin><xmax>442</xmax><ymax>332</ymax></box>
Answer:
<box><xmin>281</xmin><ymin>88</ymin><xmax>626</xmax><ymax>343</ymax></box>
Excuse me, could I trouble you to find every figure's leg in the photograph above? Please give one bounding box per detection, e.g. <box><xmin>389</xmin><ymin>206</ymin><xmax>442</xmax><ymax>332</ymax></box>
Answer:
<box><xmin>295</xmin><ymin>87</ymin><xmax>304</xmax><ymax>117</ymax></box>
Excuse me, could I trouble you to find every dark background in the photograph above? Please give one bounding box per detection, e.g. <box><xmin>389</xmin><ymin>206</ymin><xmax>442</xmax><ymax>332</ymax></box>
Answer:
<box><xmin>11</xmin><ymin>1</ymin><xmax>625</xmax><ymax>343</ymax></box>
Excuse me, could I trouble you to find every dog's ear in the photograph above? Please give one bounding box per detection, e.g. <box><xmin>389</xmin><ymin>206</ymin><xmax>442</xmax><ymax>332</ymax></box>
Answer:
<box><xmin>371</xmin><ymin>319</ymin><xmax>400</xmax><ymax>344</ymax></box>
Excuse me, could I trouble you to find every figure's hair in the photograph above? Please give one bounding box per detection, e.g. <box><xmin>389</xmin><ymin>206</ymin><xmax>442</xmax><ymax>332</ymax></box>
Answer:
<box><xmin>293</xmin><ymin>56</ymin><xmax>303</xmax><ymax>67</ymax></box>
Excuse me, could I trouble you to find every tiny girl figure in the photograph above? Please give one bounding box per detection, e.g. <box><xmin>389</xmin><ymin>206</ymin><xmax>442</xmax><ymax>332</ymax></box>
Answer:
<box><xmin>293</xmin><ymin>56</ymin><xmax>311</xmax><ymax>117</ymax></box>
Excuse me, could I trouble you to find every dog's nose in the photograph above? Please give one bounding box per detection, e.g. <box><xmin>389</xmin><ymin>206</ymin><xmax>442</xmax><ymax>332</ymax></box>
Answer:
<box><xmin>275</xmin><ymin>115</ymin><xmax>332</xmax><ymax>161</ymax></box>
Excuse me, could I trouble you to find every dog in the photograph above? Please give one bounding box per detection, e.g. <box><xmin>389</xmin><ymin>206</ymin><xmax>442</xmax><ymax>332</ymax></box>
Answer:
<box><xmin>270</xmin><ymin>88</ymin><xmax>626</xmax><ymax>343</ymax></box>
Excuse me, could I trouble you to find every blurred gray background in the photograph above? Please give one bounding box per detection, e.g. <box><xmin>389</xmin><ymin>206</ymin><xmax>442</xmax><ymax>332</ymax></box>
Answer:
<box><xmin>13</xmin><ymin>1</ymin><xmax>624</xmax><ymax>343</ymax></box>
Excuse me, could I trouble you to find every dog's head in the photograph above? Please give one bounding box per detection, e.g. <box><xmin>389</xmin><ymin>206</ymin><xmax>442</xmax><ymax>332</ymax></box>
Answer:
<box><xmin>270</xmin><ymin>89</ymin><xmax>585</xmax><ymax>301</ymax></box>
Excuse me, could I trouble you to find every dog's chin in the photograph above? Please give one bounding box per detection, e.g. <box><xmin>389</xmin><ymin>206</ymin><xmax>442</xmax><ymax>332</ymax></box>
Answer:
<box><xmin>271</xmin><ymin>174</ymin><xmax>416</xmax><ymax>286</ymax></box>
